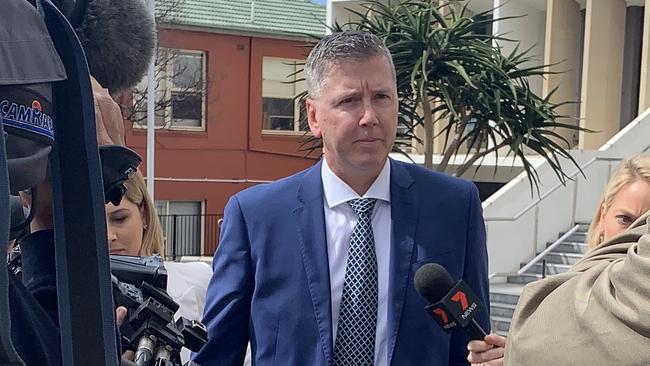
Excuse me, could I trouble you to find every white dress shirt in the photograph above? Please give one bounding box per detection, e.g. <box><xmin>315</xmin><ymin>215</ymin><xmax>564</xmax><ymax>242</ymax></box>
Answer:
<box><xmin>322</xmin><ymin>158</ymin><xmax>392</xmax><ymax>366</ymax></box>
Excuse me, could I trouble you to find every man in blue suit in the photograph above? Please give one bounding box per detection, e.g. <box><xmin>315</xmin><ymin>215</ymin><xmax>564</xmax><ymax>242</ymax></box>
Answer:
<box><xmin>194</xmin><ymin>31</ymin><xmax>490</xmax><ymax>366</ymax></box>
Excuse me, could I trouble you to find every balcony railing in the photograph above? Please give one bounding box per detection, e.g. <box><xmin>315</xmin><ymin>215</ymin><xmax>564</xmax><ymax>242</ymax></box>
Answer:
<box><xmin>157</xmin><ymin>214</ymin><xmax>223</xmax><ymax>260</ymax></box>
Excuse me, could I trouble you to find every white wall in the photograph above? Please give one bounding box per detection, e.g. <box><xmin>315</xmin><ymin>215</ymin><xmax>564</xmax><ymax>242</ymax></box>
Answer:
<box><xmin>492</xmin><ymin>0</ymin><xmax>547</xmax><ymax>96</ymax></box>
<box><xmin>483</xmin><ymin>108</ymin><xmax>650</xmax><ymax>275</ymax></box>
<box><xmin>330</xmin><ymin>0</ymin><xmax>368</xmax><ymax>28</ymax></box>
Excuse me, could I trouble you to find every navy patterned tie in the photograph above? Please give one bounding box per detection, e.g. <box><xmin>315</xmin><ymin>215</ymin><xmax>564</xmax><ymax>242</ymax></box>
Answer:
<box><xmin>334</xmin><ymin>198</ymin><xmax>378</xmax><ymax>366</ymax></box>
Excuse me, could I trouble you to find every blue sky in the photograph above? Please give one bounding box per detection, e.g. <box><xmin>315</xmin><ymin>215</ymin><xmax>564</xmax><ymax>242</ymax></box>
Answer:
<box><xmin>312</xmin><ymin>0</ymin><xmax>326</xmax><ymax>5</ymax></box>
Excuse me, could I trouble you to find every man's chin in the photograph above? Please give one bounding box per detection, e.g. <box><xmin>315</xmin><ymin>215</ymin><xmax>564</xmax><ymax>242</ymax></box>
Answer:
<box><xmin>324</xmin><ymin>151</ymin><xmax>389</xmax><ymax>176</ymax></box>
<box><xmin>351</xmin><ymin>155</ymin><xmax>389</xmax><ymax>171</ymax></box>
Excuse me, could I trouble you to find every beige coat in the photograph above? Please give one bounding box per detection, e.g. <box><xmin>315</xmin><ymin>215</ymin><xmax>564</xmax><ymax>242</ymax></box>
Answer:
<box><xmin>505</xmin><ymin>213</ymin><xmax>650</xmax><ymax>365</ymax></box>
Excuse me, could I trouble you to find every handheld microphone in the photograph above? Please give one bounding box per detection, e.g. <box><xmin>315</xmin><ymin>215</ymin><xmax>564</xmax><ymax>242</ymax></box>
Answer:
<box><xmin>414</xmin><ymin>263</ymin><xmax>487</xmax><ymax>340</ymax></box>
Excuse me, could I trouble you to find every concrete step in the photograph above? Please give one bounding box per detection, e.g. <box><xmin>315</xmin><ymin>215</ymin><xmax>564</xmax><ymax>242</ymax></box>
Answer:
<box><xmin>490</xmin><ymin>302</ymin><xmax>517</xmax><ymax>318</ymax></box>
<box><xmin>491</xmin><ymin>315</ymin><xmax>511</xmax><ymax>333</ymax></box>
<box><xmin>521</xmin><ymin>262</ymin><xmax>572</xmax><ymax>276</ymax></box>
<box><xmin>495</xmin><ymin>329</ymin><xmax>509</xmax><ymax>337</ymax></box>
<box><xmin>553</xmin><ymin>241</ymin><xmax>589</xmax><ymax>254</ymax></box>
<box><xmin>490</xmin><ymin>292</ymin><xmax>520</xmax><ymax>305</ymax></box>
<box><xmin>565</xmin><ymin>232</ymin><xmax>588</xmax><ymax>243</ymax></box>
<box><xmin>506</xmin><ymin>273</ymin><xmax>545</xmax><ymax>284</ymax></box>
<box><xmin>544</xmin><ymin>252</ymin><xmax>584</xmax><ymax>265</ymax></box>
<box><xmin>563</xmin><ymin>225</ymin><xmax>589</xmax><ymax>233</ymax></box>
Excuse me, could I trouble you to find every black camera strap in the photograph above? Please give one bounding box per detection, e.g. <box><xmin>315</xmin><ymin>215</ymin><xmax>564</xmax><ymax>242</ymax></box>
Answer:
<box><xmin>0</xmin><ymin>115</ymin><xmax>25</xmax><ymax>366</ymax></box>
<box><xmin>43</xmin><ymin>1</ymin><xmax>119</xmax><ymax>365</ymax></box>
<box><xmin>0</xmin><ymin>0</ymin><xmax>66</xmax><ymax>363</ymax></box>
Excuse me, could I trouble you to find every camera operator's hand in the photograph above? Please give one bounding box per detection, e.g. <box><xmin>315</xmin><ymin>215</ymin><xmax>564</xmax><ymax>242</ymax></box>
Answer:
<box><xmin>116</xmin><ymin>306</ymin><xmax>136</xmax><ymax>361</ymax></box>
<box><xmin>116</xmin><ymin>306</ymin><xmax>128</xmax><ymax>326</ymax></box>
<box><xmin>92</xmin><ymin>77</ymin><xmax>126</xmax><ymax>147</ymax></box>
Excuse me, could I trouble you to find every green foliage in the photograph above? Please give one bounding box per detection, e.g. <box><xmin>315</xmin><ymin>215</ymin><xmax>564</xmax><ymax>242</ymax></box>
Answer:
<box><xmin>297</xmin><ymin>0</ymin><xmax>587</xmax><ymax>193</ymax></box>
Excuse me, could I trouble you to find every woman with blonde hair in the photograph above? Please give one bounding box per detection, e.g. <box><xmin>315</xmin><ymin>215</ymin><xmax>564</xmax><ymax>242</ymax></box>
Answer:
<box><xmin>106</xmin><ymin>169</ymin><xmax>164</xmax><ymax>256</ymax></box>
<box><xmin>586</xmin><ymin>154</ymin><xmax>650</xmax><ymax>248</ymax></box>
<box><xmin>467</xmin><ymin>154</ymin><xmax>650</xmax><ymax>365</ymax></box>
<box><xmin>105</xmin><ymin>169</ymin><xmax>212</xmax><ymax>364</ymax></box>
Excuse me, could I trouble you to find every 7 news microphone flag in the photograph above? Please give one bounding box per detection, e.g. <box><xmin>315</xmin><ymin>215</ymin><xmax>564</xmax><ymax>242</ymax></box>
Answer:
<box><xmin>414</xmin><ymin>263</ymin><xmax>487</xmax><ymax>340</ymax></box>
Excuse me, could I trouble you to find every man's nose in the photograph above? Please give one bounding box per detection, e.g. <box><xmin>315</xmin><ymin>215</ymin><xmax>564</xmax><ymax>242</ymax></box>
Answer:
<box><xmin>359</xmin><ymin>100</ymin><xmax>379</xmax><ymax>126</ymax></box>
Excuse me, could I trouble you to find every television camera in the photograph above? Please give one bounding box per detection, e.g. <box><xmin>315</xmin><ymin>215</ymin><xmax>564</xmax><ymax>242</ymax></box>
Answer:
<box><xmin>110</xmin><ymin>255</ymin><xmax>207</xmax><ymax>366</ymax></box>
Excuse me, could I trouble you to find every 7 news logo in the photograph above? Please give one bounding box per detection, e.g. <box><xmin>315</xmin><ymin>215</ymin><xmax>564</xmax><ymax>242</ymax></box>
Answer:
<box><xmin>426</xmin><ymin>282</ymin><xmax>482</xmax><ymax>331</ymax></box>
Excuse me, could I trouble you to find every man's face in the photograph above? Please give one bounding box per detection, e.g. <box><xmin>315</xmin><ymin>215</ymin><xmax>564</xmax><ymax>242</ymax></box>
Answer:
<box><xmin>306</xmin><ymin>55</ymin><xmax>398</xmax><ymax>179</ymax></box>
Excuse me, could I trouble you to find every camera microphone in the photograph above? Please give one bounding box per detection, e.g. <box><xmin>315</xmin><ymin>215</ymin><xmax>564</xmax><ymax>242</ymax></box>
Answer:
<box><xmin>73</xmin><ymin>0</ymin><xmax>156</xmax><ymax>93</ymax></box>
<box><xmin>414</xmin><ymin>263</ymin><xmax>487</xmax><ymax>340</ymax></box>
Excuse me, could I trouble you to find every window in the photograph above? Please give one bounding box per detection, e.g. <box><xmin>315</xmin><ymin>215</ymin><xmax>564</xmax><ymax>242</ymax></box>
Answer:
<box><xmin>262</xmin><ymin>57</ymin><xmax>307</xmax><ymax>133</ymax></box>
<box><xmin>472</xmin><ymin>13</ymin><xmax>493</xmax><ymax>39</ymax></box>
<box><xmin>133</xmin><ymin>49</ymin><xmax>206</xmax><ymax>130</ymax></box>
<box><xmin>465</xmin><ymin>117</ymin><xmax>489</xmax><ymax>150</ymax></box>
<box><xmin>155</xmin><ymin>200</ymin><xmax>203</xmax><ymax>258</ymax></box>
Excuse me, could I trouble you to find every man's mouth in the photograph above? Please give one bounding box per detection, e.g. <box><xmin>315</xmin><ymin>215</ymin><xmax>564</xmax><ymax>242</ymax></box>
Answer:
<box><xmin>357</xmin><ymin>138</ymin><xmax>381</xmax><ymax>143</ymax></box>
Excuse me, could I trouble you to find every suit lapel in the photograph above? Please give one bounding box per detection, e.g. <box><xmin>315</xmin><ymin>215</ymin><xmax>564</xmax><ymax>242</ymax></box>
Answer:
<box><xmin>387</xmin><ymin>160</ymin><xmax>418</xmax><ymax>365</ymax></box>
<box><xmin>293</xmin><ymin>160</ymin><xmax>334</xmax><ymax>365</ymax></box>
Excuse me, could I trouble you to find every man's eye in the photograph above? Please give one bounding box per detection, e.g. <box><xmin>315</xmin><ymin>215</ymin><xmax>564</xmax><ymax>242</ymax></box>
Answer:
<box><xmin>339</xmin><ymin>97</ymin><xmax>358</xmax><ymax>105</ymax></box>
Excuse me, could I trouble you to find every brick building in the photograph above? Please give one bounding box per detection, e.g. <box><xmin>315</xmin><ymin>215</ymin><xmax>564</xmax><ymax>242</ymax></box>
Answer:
<box><xmin>125</xmin><ymin>0</ymin><xmax>325</xmax><ymax>256</ymax></box>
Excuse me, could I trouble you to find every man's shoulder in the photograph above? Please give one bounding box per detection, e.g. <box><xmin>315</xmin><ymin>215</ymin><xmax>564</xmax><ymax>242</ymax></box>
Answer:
<box><xmin>392</xmin><ymin>159</ymin><xmax>474</xmax><ymax>192</ymax></box>
<box><xmin>234</xmin><ymin>164</ymin><xmax>316</xmax><ymax>204</ymax></box>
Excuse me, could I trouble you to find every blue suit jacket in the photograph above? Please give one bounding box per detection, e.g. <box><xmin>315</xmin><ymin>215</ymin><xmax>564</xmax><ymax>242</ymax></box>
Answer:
<box><xmin>194</xmin><ymin>159</ymin><xmax>490</xmax><ymax>366</ymax></box>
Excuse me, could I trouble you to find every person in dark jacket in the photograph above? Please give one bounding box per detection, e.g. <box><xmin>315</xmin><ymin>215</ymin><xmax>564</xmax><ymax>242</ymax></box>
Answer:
<box><xmin>2</xmin><ymin>1</ymin><xmax>151</xmax><ymax>364</ymax></box>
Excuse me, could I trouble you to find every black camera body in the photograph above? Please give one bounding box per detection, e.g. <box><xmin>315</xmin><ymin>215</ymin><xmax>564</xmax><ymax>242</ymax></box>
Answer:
<box><xmin>110</xmin><ymin>255</ymin><xmax>207</xmax><ymax>366</ymax></box>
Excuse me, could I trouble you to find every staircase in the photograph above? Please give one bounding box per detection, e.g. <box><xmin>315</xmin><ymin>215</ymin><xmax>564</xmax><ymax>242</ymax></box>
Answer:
<box><xmin>489</xmin><ymin>223</ymin><xmax>590</xmax><ymax>336</ymax></box>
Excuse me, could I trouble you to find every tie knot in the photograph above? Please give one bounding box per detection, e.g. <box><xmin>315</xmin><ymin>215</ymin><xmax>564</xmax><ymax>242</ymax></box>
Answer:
<box><xmin>348</xmin><ymin>198</ymin><xmax>377</xmax><ymax>216</ymax></box>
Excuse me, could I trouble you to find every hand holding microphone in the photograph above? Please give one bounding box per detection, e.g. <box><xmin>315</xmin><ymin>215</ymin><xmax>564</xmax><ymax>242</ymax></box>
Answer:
<box><xmin>414</xmin><ymin>263</ymin><xmax>506</xmax><ymax>365</ymax></box>
<box><xmin>467</xmin><ymin>334</ymin><xmax>505</xmax><ymax>366</ymax></box>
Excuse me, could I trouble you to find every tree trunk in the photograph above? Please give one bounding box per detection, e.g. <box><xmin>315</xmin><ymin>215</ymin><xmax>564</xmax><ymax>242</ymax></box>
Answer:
<box><xmin>437</xmin><ymin>109</ymin><xmax>468</xmax><ymax>173</ymax></box>
<box><xmin>422</xmin><ymin>88</ymin><xmax>434</xmax><ymax>170</ymax></box>
<box><xmin>454</xmin><ymin>140</ymin><xmax>508</xmax><ymax>177</ymax></box>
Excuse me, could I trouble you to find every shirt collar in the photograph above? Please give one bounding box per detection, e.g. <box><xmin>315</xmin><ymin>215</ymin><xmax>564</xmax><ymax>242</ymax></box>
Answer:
<box><xmin>321</xmin><ymin>158</ymin><xmax>391</xmax><ymax>209</ymax></box>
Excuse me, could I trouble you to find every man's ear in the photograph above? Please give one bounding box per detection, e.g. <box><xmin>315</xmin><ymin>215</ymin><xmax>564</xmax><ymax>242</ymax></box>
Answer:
<box><xmin>306</xmin><ymin>98</ymin><xmax>321</xmax><ymax>138</ymax></box>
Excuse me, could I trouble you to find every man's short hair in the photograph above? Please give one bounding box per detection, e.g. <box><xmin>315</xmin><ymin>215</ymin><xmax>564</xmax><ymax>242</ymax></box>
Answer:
<box><xmin>305</xmin><ymin>31</ymin><xmax>395</xmax><ymax>99</ymax></box>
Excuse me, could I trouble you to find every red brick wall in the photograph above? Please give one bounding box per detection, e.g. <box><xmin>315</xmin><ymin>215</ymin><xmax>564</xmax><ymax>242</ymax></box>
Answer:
<box><xmin>123</xmin><ymin>28</ymin><xmax>319</xmax><ymax>255</ymax></box>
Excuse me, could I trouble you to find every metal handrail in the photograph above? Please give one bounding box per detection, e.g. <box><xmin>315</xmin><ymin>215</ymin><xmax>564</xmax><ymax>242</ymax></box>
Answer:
<box><xmin>485</xmin><ymin>156</ymin><xmax>623</xmax><ymax>222</ymax></box>
<box><xmin>517</xmin><ymin>224</ymin><xmax>580</xmax><ymax>274</ymax></box>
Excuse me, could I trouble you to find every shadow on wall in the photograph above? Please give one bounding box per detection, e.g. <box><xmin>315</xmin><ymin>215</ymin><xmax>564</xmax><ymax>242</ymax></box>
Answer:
<box><xmin>474</xmin><ymin>182</ymin><xmax>506</xmax><ymax>202</ymax></box>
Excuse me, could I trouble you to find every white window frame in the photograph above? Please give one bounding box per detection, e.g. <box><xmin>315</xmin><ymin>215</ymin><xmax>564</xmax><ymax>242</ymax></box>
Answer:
<box><xmin>133</xmin><ymin>48</ymin><xmax>207</xmax><ymax>131</ymax></box>
<box><xmin>261</xmin><ymin>57</ymin><xmax>307</xmax><ymax>135</ymax></box>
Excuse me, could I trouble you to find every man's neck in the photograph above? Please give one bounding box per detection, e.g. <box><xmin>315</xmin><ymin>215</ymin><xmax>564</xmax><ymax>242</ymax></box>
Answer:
<box><xmin>345</xmin><ymin>175</ymin><xmax>376</xmax><ymax>197</ymax></box>
<box><xmin>325</xmin><ymin>159</ymin><xmax>387</xmax><ymax>196</ymax></box>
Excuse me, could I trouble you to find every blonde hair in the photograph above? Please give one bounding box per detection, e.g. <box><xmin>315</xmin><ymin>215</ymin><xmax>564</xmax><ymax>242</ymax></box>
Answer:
<box><xmin>122</xmin><ymin>169</ymin><xmax>165</xmax><ymax>256</ymax></box>
<box><xmin>586</xmin><ymin>154</ymin><xmax>650</xmax><ymax>248</ymax></box>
